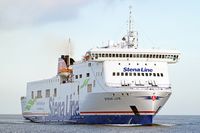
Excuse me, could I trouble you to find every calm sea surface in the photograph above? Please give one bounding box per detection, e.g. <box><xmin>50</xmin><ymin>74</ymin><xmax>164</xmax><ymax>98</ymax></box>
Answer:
<box><xmin>0</xmin><ymin>115</ymin><xmax>199</xmax><ymax>133</ymax></box>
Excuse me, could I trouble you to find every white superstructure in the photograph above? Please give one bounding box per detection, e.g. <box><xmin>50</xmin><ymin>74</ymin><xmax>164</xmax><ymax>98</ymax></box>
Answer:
<box><xmin>21</xmin><ymin>8</ymin><xmax>180</xmax><ymax>125</ymax></box>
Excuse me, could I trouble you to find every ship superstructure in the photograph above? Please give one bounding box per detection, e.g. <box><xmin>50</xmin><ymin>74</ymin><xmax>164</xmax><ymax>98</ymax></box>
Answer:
<box><xmin>21</xmin><ymin>9</ymin><xmax>180</xmax><ymax>124</ymax></box>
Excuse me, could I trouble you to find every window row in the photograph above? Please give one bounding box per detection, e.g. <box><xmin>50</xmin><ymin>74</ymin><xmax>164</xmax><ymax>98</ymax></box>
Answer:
<box><xmin>92</xmin><ymin>53</ymin><xmax>178</xmax><ymax>60</ymax></box>
<box><xmin>31</xmin><ymin>88</ymin><xmax>57</xmax><ymax>99</ymax></box>
<box><xmin>75</xmin><ymin>73</ymin><xmax>90</xmax><ymax>79</ymax></box>
<box><xmin>112</xmin><ymin>72</ymin><xmax>164</xmax><ymax>77</ymax></box>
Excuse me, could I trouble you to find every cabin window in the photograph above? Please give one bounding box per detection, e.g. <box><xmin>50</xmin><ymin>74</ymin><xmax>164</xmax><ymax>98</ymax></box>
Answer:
<box><xmin>45</xmin><ymin>89</ymin><xmax>50</xmax><ymax>98</ymax></box>
<box><xmin>125</xmin><ymin>72</ymin><xmax>128</xmax><ymax>76</ymax></box>
<box><xmin>105</xmin><ymin>54</ymin><xmax>108</xmax><ymax>57</ymax></box>
<box><xmin>77</xmin><ymin>86</ymin><xmax>79</xmax><ymax>95</ymax></box>
<box><xmin>75</xmin><ymin>75</ymin><xmax>78</xmax><ymax>79</ymax></box>
<box><xmin>54</xmin><ymin>88</ymin><xmax>57</xmax><ymax>97</ymax></box>
<box><xmin>153</xmin><ymin>73</ymin><xmax>156</xmax><ymax>77</ymax></box>
<box><xmin>129</xmin><ymin>73</ymin><xmax>132</xmax><ymax>76</ymax></box>
<box><xmin>162</xmin><ymin>55</ymin><xmax>164</xmax><ymax>58</ymax></box>
<box><xmin>117</xmin><ymin>72</ymin><xmax>120</xmax><ymax>76</ymax></box>
<box><xmin>161</xmin><ymin>73</ymin><xmax>164</xmax><ymax>77</ymax></box>
<box><xmin>141</xmin><ymin>73</ymin><xmax>144</xmax><ymax>76</ymax></box>
<box><xmin>123</xmin><ymin>54</ymin><xmax>126</xmax><ymax>57</ymax></box>
<box><xmin>140</xmin><ymin>54</ymin><xmax>142</xmax><ymax>58</ymax></box>
<box><xmin>109</xmin><ymin>54</ymin><xmax>111</xmax><ymax>57</ymax></box>
<box><xmin>102</xmin><ymin>54</ymin><xmax>105</xmax><ymax>57</ymax></box>
<box><xmin>31</xmin><ymin>91</ymin><xmax>34</xmax><ymax>99</ymax></box>
<box><xmin>133</xmin><ymin>54</ymin><xmax>136</xmax><ymax>58</ymax></box>
<box><xmin>147</xmin><ymin>54</ymin><xmax>149</xmax><ymax>58</ymax></box>
<box><xmin>86</xmin><ymin>73</ymin><xmax>90</xmax><ymax>77</ymax></box>
<box><xmin>134</xmin><ymin>73</ymin><xmax>136</xmax><ymax>76</ymax></box>
<box><xmin>79</xmin><ymin>74</ymin><xmax>82</xmax><ymax>78</ymax></box>
<box><xmin>119</xmin><ymin>54</ymin><xmax>122</xmax><ymax>57</ymax></box>
<box><xmin>157</xmin><ymin>73</ymin><xmax>160</xmax><ymax>77</ymax></box>
<box><xmin>126</xmin><ymin>54</ymin><xmax>129</xmax><ymax>58</ymax></box>
<box><xmin>137</xmin><ymin>73</ymin><xmax>140</xmax><ymax>76</ymax></box>
<box><xmin>112</xmin><ymin>54</ymin><xmax>115</xmax><ymax>57</ymax></box>
<box><xmin>153</xmin><ymin>55</ymin><xmax>155</xmax><ymax>58</ymax></box>
<box><xmin>130</xmin><ymin>54</ymin><xmax>133</xmax><ymax>57</ymax></box>
<box><xmin>150</xmin><ymin>54</ymin><xmax>152</xmax><ymax>58</ymax></box>
<box><xmin>93</xmin><ymin>80</ymin><xmax>96</xmax><ymax>87</ymax></box>
<box><xmin>98</xmin><ymin>54</ymin><xmax>101</xmax><ymax>57</ymax></box>
<box><xmin>159</xmin><ymin>55</ymin><xmax>162</xmax><ymax>58</ymax></box>
<box><xmin>149</xmin><ymin>73</ymin><xmax>152</xmax><ymax>76</ymax></box>
<box><xmin>121</xmin><ymin>72</ymin><xmax>124</xmax><ymax>76</ymax></box>
<box><xmin>37</xmin><ymin>90</ymin><xmax>42</xmax><ymax>98</ymax></box>
<box><xmin>113</xmin><ymin>72</ymin><xmax>116</xmax><ymax>76</ymax></box>
<box><xmin>145</xmin><ymin>73</ymin><xmax>148</xmax><ymax>76</ymax></box>
<box><xmin>87</xmin><ymin>84</ymin><xmax>92</xmax><ymax>93</ymax></box>
<box><xmin>143</xmin><ymin>54</ymin><xmax>146</xmax><ymax>58</ymax></box>
<box><xmin>116</xmin><ymin>54</ymin><xmax>119</xmax><ymax>57</ymax></box>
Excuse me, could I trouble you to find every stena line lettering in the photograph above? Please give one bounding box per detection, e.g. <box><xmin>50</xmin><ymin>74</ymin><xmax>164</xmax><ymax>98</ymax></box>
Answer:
<box><xmin>123</xmin><ymin>67</ymin><xmax>153</xmax><ymax>72</ymax></box>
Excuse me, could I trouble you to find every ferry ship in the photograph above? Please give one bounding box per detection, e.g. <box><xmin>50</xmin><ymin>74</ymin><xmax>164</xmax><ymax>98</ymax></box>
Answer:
<box><xmin>21</xmin><ymin>9</ymin><xmax>180</xmax><ymax>125</ymax></box>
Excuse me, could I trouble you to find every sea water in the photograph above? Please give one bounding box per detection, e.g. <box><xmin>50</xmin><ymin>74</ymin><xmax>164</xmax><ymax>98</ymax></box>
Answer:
<box><xmin>0</xmin><ymin>115</ymin><xmax>199</xmax><ymax>133</ymax></box>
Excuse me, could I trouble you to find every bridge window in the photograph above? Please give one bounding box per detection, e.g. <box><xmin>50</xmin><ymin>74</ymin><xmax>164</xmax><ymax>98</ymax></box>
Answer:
<box><xmin>156</xmin><ymin>55</ymin><xmax>159</xmax><ymax>58</ymax></box>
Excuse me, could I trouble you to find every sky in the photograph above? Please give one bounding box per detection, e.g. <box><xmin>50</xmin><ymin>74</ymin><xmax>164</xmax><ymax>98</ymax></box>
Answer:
<box><xmin>0</xmin><ymin>0</ymin><xmax>200</xmax><ymax>115</ymax></box>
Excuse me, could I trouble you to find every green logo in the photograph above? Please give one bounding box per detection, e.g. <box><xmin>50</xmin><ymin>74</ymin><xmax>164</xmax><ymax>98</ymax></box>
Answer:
<box><xmin>25</xmin><ymin>99</ymin><xmax>36</xmax><ymax>111</ymax></box>
<box><xmin>80</xmin><ymin>79</ymin><xmax>90</xmax><ymax>89</ymax></box>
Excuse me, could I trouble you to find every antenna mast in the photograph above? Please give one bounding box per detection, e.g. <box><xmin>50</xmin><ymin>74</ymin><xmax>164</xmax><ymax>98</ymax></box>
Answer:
<box><xmin>126</xmin><ymin>6</ymin><xmax>138</xmax><ymax>49</ymax></box>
